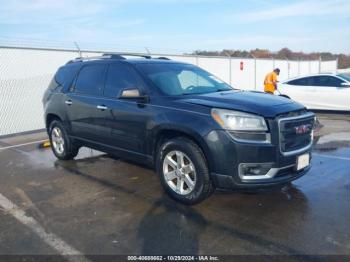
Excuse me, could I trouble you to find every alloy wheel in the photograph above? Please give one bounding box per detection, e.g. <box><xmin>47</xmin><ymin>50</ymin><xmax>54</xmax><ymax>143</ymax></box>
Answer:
<box><xmin>162</xmin><ymin>150</ymin><xmax>197</xmax><ymax>195</ymax></box>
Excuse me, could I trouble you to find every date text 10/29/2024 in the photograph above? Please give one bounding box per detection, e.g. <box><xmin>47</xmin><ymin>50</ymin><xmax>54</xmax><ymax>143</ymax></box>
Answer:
<box><xmin>127</xmin><ymin>256</ymin><xmax>219</xmax><ymax>261</ymax></box>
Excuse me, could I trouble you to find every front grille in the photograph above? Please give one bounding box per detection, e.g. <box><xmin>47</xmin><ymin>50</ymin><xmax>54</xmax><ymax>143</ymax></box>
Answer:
<box><xmin>279</xmin><ymin>113</ymin><xmax>315</xmax><ymax>154</ymax></box>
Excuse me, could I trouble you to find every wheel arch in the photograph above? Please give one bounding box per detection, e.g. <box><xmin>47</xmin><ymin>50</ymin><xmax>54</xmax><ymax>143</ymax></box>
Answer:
<box><xmin>152</xmin><ymin>127</ymin><xmax>213</xmax><ymax>171</ymax></box>
<box><xmin>45</xmin><ymin>113</ymin><xmax>62</xmax><ymax>131</ymax></box>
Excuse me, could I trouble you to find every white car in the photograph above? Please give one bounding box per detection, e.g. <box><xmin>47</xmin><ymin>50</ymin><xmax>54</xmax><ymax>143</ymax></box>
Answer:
<box><xmin>279</xmin><ymin>73</ymin><xmax>350</xmax><ymax>111</ymax></box>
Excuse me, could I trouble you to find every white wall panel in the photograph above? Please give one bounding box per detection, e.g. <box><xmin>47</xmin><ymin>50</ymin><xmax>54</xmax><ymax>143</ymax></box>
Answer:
<box><xmin>197</xmin><ymin>57</ymin><xmax>231</xmax><ymax>84</ymax></box>
<box><xmin>321</xmin><ymin>60</ymin><xmax>338</xmax><ymax>73</ymax></box>
<box><xmin>231</xmin><ymin>59</ymin><xmax>255</xmax><ymax>90</ymax></box>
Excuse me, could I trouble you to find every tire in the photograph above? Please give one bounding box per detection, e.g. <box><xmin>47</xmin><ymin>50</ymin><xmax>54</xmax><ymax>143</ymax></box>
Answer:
<box><xmin>49</xmin><ymin>120</ymin><xmax>79</xmax><ymax>160</ymax></box>
<box><xmin>156</xmin><ymin>137</ymin><xmax>214</xmax><ymax>205</ymax></box>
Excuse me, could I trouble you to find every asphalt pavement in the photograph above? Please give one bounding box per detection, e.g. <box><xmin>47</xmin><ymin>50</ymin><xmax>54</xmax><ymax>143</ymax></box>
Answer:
<box><xmin>0</xmin><ymin>113</ymin><xmax>349</xmax><ymax>260</ymax></box>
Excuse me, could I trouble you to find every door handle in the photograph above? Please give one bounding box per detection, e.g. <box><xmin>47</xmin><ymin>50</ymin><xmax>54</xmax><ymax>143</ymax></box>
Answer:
<box><xmin>97</xmin><ymin>105</ymin><xmax>108</xmax><ymax>110</ymax></box>
<box><xmin>65</xmin><ymin>100</ymin><xmax>73</xmax><ymax>105</ymax></box>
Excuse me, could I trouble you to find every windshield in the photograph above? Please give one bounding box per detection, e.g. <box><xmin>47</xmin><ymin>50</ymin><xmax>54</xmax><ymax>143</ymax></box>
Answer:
<box><xmin>136</xmin><ymin>63</ymin><xmax>233</xmax><ymax>95</ymax></box>
<box><xmin>338</xmin><ymin>74</ymin><xmax>350</xmax><ymax>82</ymax></box>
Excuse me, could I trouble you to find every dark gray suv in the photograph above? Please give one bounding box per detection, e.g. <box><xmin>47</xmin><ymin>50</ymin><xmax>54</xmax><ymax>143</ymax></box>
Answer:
<box><xmin>43</xmin><ymin>54</ymin><xmax>315</xmax><ymax>204</ymax></box>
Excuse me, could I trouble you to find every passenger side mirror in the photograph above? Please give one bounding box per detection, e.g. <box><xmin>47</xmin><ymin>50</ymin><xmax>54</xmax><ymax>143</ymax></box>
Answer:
<box><xmin>119</xmin><ymin>88</ymin><xmax>149</xmax><ymax>103</ymax></box>
<box><xmin>341</xmin><ymin>82</ymin><xmax>350</xmax><ymax>87</ymax></box>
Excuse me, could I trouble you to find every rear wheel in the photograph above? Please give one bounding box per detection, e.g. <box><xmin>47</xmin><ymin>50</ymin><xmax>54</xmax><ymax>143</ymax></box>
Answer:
<box><xmin>49</xmin><ymin>120</ymin><xmax>79</xmax><ymax>160</ymax></box>
<box><xmin>156</xmin><ymin>137</ymin><xmax>214</xmax><ymax>205</ymax></box>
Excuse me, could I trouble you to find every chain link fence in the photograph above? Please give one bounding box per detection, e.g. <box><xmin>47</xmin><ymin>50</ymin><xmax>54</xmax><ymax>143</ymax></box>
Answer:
<box><xmin>0</xmin><ymin>46</ymin><xmax>338</xmax><ymax>136</ymax></box>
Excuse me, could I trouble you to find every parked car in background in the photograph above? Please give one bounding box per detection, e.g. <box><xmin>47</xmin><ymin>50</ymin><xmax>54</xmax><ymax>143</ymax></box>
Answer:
<box><xmin>279</xmin><ymin>74</ymin><xmax>350</xmax><ymax>111</ymax></box>
<box><xmin>43</xmin><ymin>54</ymin><xmax>315</xmax><ymax>204</ymax></box>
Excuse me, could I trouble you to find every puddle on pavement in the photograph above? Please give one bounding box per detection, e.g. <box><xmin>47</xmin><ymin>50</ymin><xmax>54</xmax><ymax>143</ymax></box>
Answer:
<box><xmin>17</xmin><ymin>147</ymin><xmax>104</xmax><ymax>170</ymax></box>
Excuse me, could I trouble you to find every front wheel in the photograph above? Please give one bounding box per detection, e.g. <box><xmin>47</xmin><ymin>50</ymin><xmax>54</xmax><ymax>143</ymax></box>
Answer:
<box><xmin>156</xmin><ymin>137</ymin><xmax>214</xmax><ymax>205</ymax></box>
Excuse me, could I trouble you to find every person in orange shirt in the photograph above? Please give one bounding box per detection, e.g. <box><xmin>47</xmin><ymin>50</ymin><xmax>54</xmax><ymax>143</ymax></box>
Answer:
<box><xmin>264</xmin><ymin>68</ymin><xmax>280</xmax><ymax>94</ymax></box>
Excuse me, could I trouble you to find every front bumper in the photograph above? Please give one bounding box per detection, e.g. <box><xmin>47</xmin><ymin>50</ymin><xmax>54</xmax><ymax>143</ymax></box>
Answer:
<box><xmin>204</xmin><ymin>130</ymin><xmax>312</xmax><ymax>189</ymax></box>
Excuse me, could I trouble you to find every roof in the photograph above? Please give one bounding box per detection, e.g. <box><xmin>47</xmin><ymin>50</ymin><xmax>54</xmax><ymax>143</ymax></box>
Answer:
<box><xmin>65</xmin><ymin>53</ymin><xmax>186</xmax><ymax>66</ymax></box>
<box><xmin>123</xmin><ymin>58</ymin><xmax>181</xmax><ymax>64</ymax></box>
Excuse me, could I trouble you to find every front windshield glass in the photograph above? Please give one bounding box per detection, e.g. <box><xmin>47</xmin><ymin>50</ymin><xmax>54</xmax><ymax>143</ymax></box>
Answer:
<box><xmin>339</xmin><ymin>74</ymin><xmax>350</xmax><ymax>82</ymax></box>
<box><xmin>136</xmin><ymin>63</ymin><xmax>233</xmax><ymax>95</ymax></box>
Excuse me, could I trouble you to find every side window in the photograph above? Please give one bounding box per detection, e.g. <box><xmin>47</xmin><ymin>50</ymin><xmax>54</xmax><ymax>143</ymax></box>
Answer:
<box><xmin>48</xmin><ymin>67</ymin><xmax>66</xmax><ymax>90</ymax></box>
<box><xmin>287</xmin><ymin>77</ymin><xmax>310</xmax><ymax>86</ymax></box>
<box><xmin>104</xmin><ymin>64</ymin><xmax>142</xmax><ymax>98</ymax></box>
<box><xmin>324</xmin><ymin>76</ymin><xmax>343</xmax><ymax>87</ymax></box>
<box><xmin>312</xmin><ymin>76</ymin><xmax>343</xmax><ymax>87</ymax></box>
<box><xmin>74</xmin><ymin>64</ymin><xmax>105</xmax><ymax>95</ymax></box>
<box><xmin>305</xmin><ymin>76</ymin><xmax>317</xmax><ymax>86</ymax></box>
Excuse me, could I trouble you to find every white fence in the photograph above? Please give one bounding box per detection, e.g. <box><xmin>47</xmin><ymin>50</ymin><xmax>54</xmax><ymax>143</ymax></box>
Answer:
<box><xmin>0</xmin><ymin>46</ymin><xmax>338</xmax><ymax>136</ymax></box>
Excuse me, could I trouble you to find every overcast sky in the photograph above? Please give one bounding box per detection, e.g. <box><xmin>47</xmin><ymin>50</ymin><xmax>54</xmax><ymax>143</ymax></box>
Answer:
<box><xmin>0</xmin><ymin>0</ymin><xmax>349</xmax><ymax>53</ymax></box>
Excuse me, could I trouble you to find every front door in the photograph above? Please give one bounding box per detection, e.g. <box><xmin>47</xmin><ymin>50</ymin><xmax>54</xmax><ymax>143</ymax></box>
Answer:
<box><xmin>99</xmin><ymin>62</ymin><xmax>151</xmax><ymax>155</ymax></box>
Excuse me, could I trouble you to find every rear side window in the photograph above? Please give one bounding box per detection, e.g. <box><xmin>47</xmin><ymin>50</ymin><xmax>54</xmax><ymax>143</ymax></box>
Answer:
<box><xmin>74</xmin><ymin>64</ymin><xmax>106</xmax><ymax>95</ymax></box>
<box><xmin>48</xmin><ymin>67</ymin><xmax>67</xmax><ymax>91</ymax></box>
<box><xmin>104</xmin><ymin>63</ymin><xmax>142</xmax><ymax>98</ymax></box>
<box><xmin>312</xmin><ymin>76</ymin><xmax>344</xmax><ymax>87</ymax></box>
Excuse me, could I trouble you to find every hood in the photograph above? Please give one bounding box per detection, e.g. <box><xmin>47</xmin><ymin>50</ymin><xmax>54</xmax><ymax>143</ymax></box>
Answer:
<box><xmin>177</xmin><ymin>90</ymin><xmax>305</xmax><ymax>118</ymax></box>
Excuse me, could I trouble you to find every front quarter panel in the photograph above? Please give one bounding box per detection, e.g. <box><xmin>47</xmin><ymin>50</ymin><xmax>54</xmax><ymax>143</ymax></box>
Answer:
<box><xmin>146</xmin><ymin>98</ymin><xmax>218</xmax><ymax>167</ymax></box>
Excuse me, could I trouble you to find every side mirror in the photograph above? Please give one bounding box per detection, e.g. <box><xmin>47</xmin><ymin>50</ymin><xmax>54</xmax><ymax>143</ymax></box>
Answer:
<box><xmin>341</xmin><ymin>82</ymin><xmax>350</xmax><ymax>87</ymax></box>
<box><xmin>119</xmin><ymin>88</ymin><xmax>149</xmax><ymax>103</ymax></box>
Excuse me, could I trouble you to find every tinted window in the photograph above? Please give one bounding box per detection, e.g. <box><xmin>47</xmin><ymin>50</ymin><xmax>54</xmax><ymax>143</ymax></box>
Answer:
<box><xmin>287</xmin><ymin>77</ymin><xmax>313</xmax><ymax>86</ymax></box>
<box><xmin>310</xmin><ymin>76</ymin><xmax>343</xmax><ymax>87</ymax></box>
<box><xmin>287</xmin><ymin>76</ymin><xmax>344</xmax><ymax>87</ymax></box>
<box><xmin>48</xmin><ymin>67</ymin><xmax>67</xmax><ymax>90</ymax></box>
<box><xmin>104</xmin><ymin>64</ymin><xmax>142</xmax><ymax>98</ymax></box>
<box><xmin>74</xmin><ymin>65</ymin><xmax>105</xmax><ymax>95</ymax></box>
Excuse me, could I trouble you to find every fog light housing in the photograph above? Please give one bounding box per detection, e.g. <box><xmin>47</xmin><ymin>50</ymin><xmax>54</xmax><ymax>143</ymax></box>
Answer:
<box><xmin>229</xmin><ymin>131</ymin><xmax>271</xmax><ymax>143</ymax></box>
<box><xmin>239</xmin><ymin>163</ymin><xmax>273</xmax><ymax>180</ymax></box>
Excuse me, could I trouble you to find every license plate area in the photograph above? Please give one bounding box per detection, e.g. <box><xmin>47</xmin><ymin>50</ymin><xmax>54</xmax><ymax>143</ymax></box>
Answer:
<box><xmin>296</xmin><ymin>153</ymin><xmax>310</xmax><ymax>171</ymax></box>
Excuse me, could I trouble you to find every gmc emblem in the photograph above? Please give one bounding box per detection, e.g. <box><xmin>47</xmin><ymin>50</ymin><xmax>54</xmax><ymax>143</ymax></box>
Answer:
<box><xmin>295</xmin><ymin>124</ymin><xmax>312</xmax><ymax>135</ymax></box>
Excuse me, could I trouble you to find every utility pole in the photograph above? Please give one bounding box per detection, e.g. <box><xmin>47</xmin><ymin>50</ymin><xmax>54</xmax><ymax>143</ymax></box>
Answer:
<box><xmin>251</xmin><ymin>54</ymin><xmax>257</xmax><ymax>90</ymax></box>
<box><xmin>318</xmin><ymin>56</ymin><xmax>322</xmax><ymax>73</ymax></box>
<box><xmin>224</xmin><ymin>51</ymin><xmax>232</xmax><ymax>85</ymax></box>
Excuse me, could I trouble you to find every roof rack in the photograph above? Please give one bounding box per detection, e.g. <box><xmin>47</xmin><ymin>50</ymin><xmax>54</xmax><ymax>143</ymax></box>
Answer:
<box><xmin>66</xmin><ymin>53</ymin><xmax>171</xmax><ymax>64</ymax></box>
<box><xmin>65</xmin><ymin>54</ymin><xmax>116</xmax><ymax>64</ymax></box>
<box><xmin>103</xmin><ymin>53</ymin><xmax>152</xmax><ymax>59</ymax></box>
<box><xmin>157</xmin><ymin>57</ymin><xmax>171</xmax><ymax>60</ymax></box>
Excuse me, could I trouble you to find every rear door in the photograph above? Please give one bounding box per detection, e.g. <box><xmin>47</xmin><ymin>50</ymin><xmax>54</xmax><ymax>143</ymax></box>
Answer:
<box><xmin>311</xmin><ymin>76</ymin><xmax>348</xmax><ymax>110</ymax></box>
<box><xmin>64</xmin><ymin>63</ymin><xmax>107</xmax><ymax>141</ymax></box>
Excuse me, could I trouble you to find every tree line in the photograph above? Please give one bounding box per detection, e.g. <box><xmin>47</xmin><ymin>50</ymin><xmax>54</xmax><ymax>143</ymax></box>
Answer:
<box><xmin>191</xmin><ymin>48</ymin><xmax>350</xmax><ymax>69</ymax></box>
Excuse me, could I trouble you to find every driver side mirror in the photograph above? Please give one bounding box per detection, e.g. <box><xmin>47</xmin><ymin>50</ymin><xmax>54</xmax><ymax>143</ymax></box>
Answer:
<box><xmin>119</xmin><ymin>88</ymin><xmax>149</xmax><ymax>103</ymax></box>
<box><xmin>341</xmin><ymin>82</ymin><xmax>350</xmax><ymax>87</ymax></box>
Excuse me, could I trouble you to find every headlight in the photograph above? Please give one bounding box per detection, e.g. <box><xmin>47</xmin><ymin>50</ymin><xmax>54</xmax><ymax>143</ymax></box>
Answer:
<box><xmin>211</xmin><ymin>108</ymin><xmax>268</xmax><ymax>131</ymax></box>
<box><xmin>211</xmin><ymin>108</ymin><xmax>270</xmax><ymax>143</ymax></box>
